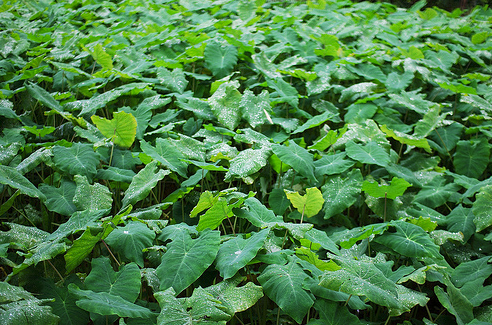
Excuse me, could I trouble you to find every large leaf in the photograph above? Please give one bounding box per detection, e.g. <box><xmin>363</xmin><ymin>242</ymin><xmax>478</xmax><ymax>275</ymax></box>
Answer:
<box><xmin>308</xmin><ymin>299</ymin><xmax>363</xmax><ymax>325</ymax></box>
<box><xmin>68</xmin><ymin>284</ymin><xmax>155</xmax><ymax>319</ymax></box>
<box><xmin>374</xmin><ymin>221</ymin><xmax>441</xmax><ymax>258</ymax></box>
<box><xmin>39</xmin><ymin>180</ymin><xmax>77</xmax><ymax>216</ymax></box>
<box><xmin>105</xmin><ymin>221</ymin><xmax>156</xmax><ymax>267</ymax></box>
<box><xmin>53</xmin><ymin>143</ymin><xmax>99</xmax><ymax>180</ymax></box>
<box><xmin>472</xmin><ymin>185</ymin><xmax>492</xmax><ymax>232</ymax></box>
<box><xmin>345</xmin><ymin>140</ymin><xmax>390</xmax><ymax>167</ymax></box>
<box><xmin>319</xmin><ymin>259</ymin><xmax>402</xmax><ymax>309</ymax></box>
<box><xmin>204</xmin><ymin>40</ymin><xmax>238</xmax><ymax>79</ymax></box>
<box><xmin>215</xmin><ymin>229</ymin><xmax>269</xmax><ymax>279</ymax></box>
<box><xmin>445</xmin><ymin>205</ymin><xmax>475</xmax><ymax>242</ymax></box>
<box><xmin>121</xmin><ymin>160</ymin><xmax>171</xmax><ymax>208</ymax></box>
<box><xmin>156</xmin><ymin>228</ymin><xmax>220</xmax><ymax>294</ymax></box>
<box><xmin>285</xmin><ymin>187</ymin><xmax>324</xmax><ymax>218</ymax></box>
<box><xmin>0</xmin><ymin>300</ymin><xmax>60</xmax><ymax>325</ymax></box>
<box><xmin>0</xmin><ymin>165</ymin><xmax>46</xmax><ymax>201</ymax></box>
<box><xmin>321</xmin><ymin>169</ymin><xmax>363</xmax><ymax>219</ymax></box>
<box><xmin>258</xmin><ymin>259</ymin><xmax>315</xmax><ymax>323</ymax></box>
<box><xmin>314</xmin><ymin>152</ymin><xmax>354</xmax><ymax>177</ymax></box>
<box><xmin>140</xmin><ymin>139</ymin><xmax>188</xmax><ymax>177</ymax></box>
<box><xmin>240</xmin><ymin>89</ymin><xmax>272</xmax><ymax>128</ymax></box>
<box><xmin>451</xmin><ymin>256</ymin><xmax>492</xmax><ymax>288</ymax></box>
<box><xmin>73</xmin><ymin>175</ymin><xmax>112</xmax><ymax>212</ymax></box>
<box><xmin>453</xmin><ymin>139</ymin><xmax>490</xmax><ymax>179</ymax></box>
<box><xmin>362</xmin><ymin>177</ymin><xmax>411</xmax><ymax>200</ymax></box>
<box><xmin>272</xmin><ymin>141</ymin><xmax>316</xmax><ymax>182</ymax></box>
<box><xmin>234</xmin><ymin>197</ymin><xmax>283</xmax><ymax>227</ymax></box>
<box><xmin>208</xmin><ymin>80</ymin><xmax>242</xmax><ymax>130</ymax></box>
<box><xmin>435</xmin><ymin>284</ymin><xmax>474</xmax><ymax>325</ymax></box>
<box><xmin>85</xmin><ymin>257</ymin><xmax>141</xmax><ymax>302</ymax></box>
<box><xmin>91</xmin><ymin>111</ymin><xmax>137</xmax><ymax>148</ymax></box>
<box><xmin>224</xmin><ymin>147</ymin><xmax>271</xmax><ymax>184</ymax></box>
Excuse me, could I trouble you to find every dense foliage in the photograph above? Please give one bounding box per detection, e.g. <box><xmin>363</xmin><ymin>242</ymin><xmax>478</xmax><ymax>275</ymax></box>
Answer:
<box><xmin>1</xmin><ymin>0</ymin><xmax>492</xmax><ymax>324</ymax></box>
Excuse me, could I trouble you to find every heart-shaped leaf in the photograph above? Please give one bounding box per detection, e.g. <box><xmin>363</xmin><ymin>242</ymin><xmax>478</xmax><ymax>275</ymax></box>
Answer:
<box><xmin>91</xmin><ymin>111</ymin><xmax>137</xmax><ymax>148</ymax></box>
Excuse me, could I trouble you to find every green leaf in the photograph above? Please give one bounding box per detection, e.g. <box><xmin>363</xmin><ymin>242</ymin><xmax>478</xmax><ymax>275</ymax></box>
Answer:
<box><xmin>105</xmin><ymin>221</ymin><xmax>156</xmax><ymax>267</ymax></box>
<box><xmin>451</xmin><ymin>256</ymin><xmax>492</xmax><ymax>288</ymax></box>
<box><xmin>204</xmin><ymin>40</ymin><xmax>238</xmax><ymax>79</ymax></box>
<box><xmin>321</xmin><ymin>169</ymin><xmax>363</xmax><ymax>219</ymax></box>
<box><xmin>344</xmin><ymin>103</ymin><xmax>378</xmax><ymax>124</ymax></box>
<box><xmin>240</xmin><ymin>89</ymin><xmax>272</xmax><ymax>128</ymax></box>
<box><xmin>374</xmin><ymin>221</ymin><xmax>441</xmax><ymax>258</ymax></box>
<box><xmin>435</xmin><ymin>284</ymin><xmax>474</xmax><ymax>325</ymax></box>
<box><xmin>26</xmin><ymin>82</ymin><xmax>63</xmax><ymax>113</ymax></box>
<box><xmin>272</xmin><ymin>142</ymin><xmax>316</xmax><ymax>182</ymax></box>
<box><xmin>90</xmin><ymin>44</ymin><xmax>113</xmax><ymax>71</ymax></box>
<box><xmin>314</xmin><ymin>152</ymin><xmax>354</xmax><ymax>178</ymax></box>
<box><xmin>156</xmin><ymin>228</ymin><xmax>220</xmax><ymax>294</ymax></box>
<box><xmin>309</xmin><ymin>299</ymin><xmax>363</xmax><ymax>325</ymax></box>
<box><xmin>319</xmin><ymin>259</ymin><xmax>402</xmax><ymax>309</ymax></box>
<box><xmin>285</xmin><ymin>187</ymin><xmax>324</xmax><ymax>218</ymax></box>
<box><xmin>414</xmin><ymin>177</ymin><xmax>460</xmax><ymax>208</ymax></box>
<box><xmin>381</xmin><ymin>124</ymin><xmax>431</xmax><ymax>153</ymax></box>
<box><xmin>156</xmin><ymin>67</ymin><xmax>188</xmax><ymax>94</ymax></box>
<box><xmin>362</xmin><ymin>177</ymin><xmax>411</xmax><ymax>200</ymax></box>
<box><xmin>389</xmin><ymin>90</ymin><xmax>434</xmax><ymax>115</ymax></box>
<box><xmin>196</xmin><ymin>198</ymin><xmax>230</xmax><ymax>231</ymax></box>
<box><xmin>216</xmin><ymin>229</ymin><xmax>269</xmax><ymax>279</ymax></box>
<box><xmin>345</xmin><ymin>140</ymin><xmax>390</xmax><ymax>167</ymax></box>
<box><xmin>47</xmin><ymin>210</ymin><xmax>107</xmax><ymax>242</ymax></box>
<box><xmin>472</xmin><ymin>185</ymin><xmax>492</xmax><ymax>232</ymax></box>
<box><xmin>68</xmin><ymin>284</ymin><xmax>155</xmax><ymax>319</ymax></box>
<box><xmin>85</xmin><ymin>257</ymin><xmax>141</xmax><ymax>302</ymax></box>
<box><xmin>453</xmin><ymin>139</ymin><xmax>490</xmax><ymax>179</ymax></box>
<box><xmin>385</xmin><ymin>71</ymin><xmax>414</xmax><ymax>93</ymax></box>
<box><xmin>155</xmin><ymin>287</ymin><xmax>230</xmax><ymax>325</ymax></box>
<box><xmin>121</xmin><ymin>160</ymin><xmax>170</xmax><ymax>208</ymax></box>
<box><xmin>91</xmin><ymin>111</ymin><xmax>137</xmax><ymax>148</ymax></box>
<box><xmin>208</xmin><ymin>80</ymin><xmax>242</xmax><ymax>130</ymax></box>
<box><xmin>445</xmin><ymin>205</ymin><xmax>475</xmax><ymax>242</ymax></box>
<box><xmin>460</xmin><ymin>278</ymin><xmax>492</xmax><ymax>307</ymax></box>
<box><xmin>0</xmin><ymin>300</ymin><xmax>60</xmax><ymax>325</ymax></box>
<box><xmin>53</xmin><ymin>143</ymin><xmax>99</xmax><ymax>180</ymax></box>
<box><xmin>295</xmin><ymin>247</ymin><xmax>340</xmax><ymax>271</ymax></box>
<box><xmin>73</xmin><ymin>175</ymin><xmax>112</xmax><ymax>212</ymax></box>
<box><xmin>140</xmin><ymin>139</ymin><xmax>188</xmax><ymax>178</ymax></box>
<box><xmin>258</xmin><ymin>259</ymin><xmax>315</xmax><ymax>323</ymax></box>
<box><xmin>267</xmin><ymin>77</ymin><xmax>299</xmax><ymax>108</ymax></box>
<box><xmin>39</xmin><ymin>180</ymin><xmax>77</xmax><ymax>216</ymax></box>
<box><xmin>224</xmin><ymin>147</ymin><xmax>271</xmax><ymax>184</ymax></box>
<box><xmin>293</xmin><ymin>110</ymin><xmax>339</xmax><ymax>134</ymax></box>
<box><xmin>0</xmin><ymin>165</ymin><xmax>46</xmax><ymax>201</ymax></box>
<box><xmin>268</xmin><ymin>188</ymin><xmax>292</xmax><ymax>216</ymax></box>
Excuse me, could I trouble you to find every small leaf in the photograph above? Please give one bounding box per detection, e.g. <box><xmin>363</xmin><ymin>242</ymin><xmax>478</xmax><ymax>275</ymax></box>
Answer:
<box><xmin>285</xmin><ymin>187</ymin><xmax>324</xmax><ymax>218</ymax></box>
<box><xmin>322</xmin><ymin>169</ymin><xmax>363</xmax><ymax>219</ymax></box>
<box><xmin>204</xmin><ymin>40</ymin><xmax>238</xmax><ymax>79</ymax></box>
<box><xmin>362</xmin><ymin>177</ymin><xmax>411</xmax><ymax>200</ymax></box>
<box><xmin>91</xmin><ymin>111</ymin><xmax>137</xmax><ymax>148</ymax></box>
<box><xmin>345</xmin><ymin>140</ymin><xmax>390</xmax><ymax>167</ymax></box>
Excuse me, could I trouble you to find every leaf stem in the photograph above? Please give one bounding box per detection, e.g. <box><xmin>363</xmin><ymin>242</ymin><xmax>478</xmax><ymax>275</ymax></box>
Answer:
<box><xmin>102</xmin><ymin>239</ymin><xmax>120</xmax><ymax>267</ymax></box>
<box><xmin>47</xmin><ymin>259</ymin><xmax>64</xmax><ymax>283</ymax></box>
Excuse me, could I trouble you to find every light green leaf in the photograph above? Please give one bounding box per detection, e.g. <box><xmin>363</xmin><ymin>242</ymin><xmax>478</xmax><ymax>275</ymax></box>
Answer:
<box><xmin>156</xmin><ymin>228</ymin><xmax>220</xmax><ymax>294</ymax></box>
<box><xmin>216</xmin><ymin>229</ymin><xmax>269</xmax><ymax>279</ymax></box>
<box><xmin>90</xmin><ymin>44</ymin><xmax>113</xmax><ymax>71</ymax></box>
<box><xmin>204</xmin><ymin>41</ymin><xmax>238</xmax><ymax>79</ymax></box>
<box><xmin>68</xmin><ymin>284</ymin><xmax>155</xmax><ymax>319</ymax></box>
<box><xmin>225</xmin><ymin>147</ymin><xmax>271</xmax><ymax>184</ymax></box>
<box><xmin>322</xmin><ymin>169</ymin><xmax>363</xmax><ymax>219</ymax></box>
<box><xmin>414</xmin><ymin>105</ymin><xmax>444</xmax><ymax>138</ymax></box>
<box><xmin>156</xmin><ymin>67</ymin><xmax>188</xmax><ymax>93</ymax></box>
<box><xmin>272</xmin><ymin>141</ymin><xmax>316</xmax><ymax>182</ymax></box>
<box><xmin>105</xmin><ymin>221</ymin><xmax>155</xmax><ymax>267</ymax></box>
<box><xmin>140</xmin><ymin>139</ymin><xmax>187</xmax><ymax>178</ymax></box>
<box><xmin>362</xmin><ymin>177</ymin><xmax>411</xmax><ymax>200</ymax></box>
<box><xmin>0</xmin><ymin>300</ymin><xmax>60</xmax><ymax>325</ymax></box>
<box><xmin>345</xmin><ymin>140</ymin><xmax>390</xmax><ymax>167</ymax></box>
<box><xmin>389</xmin><ymin>90</ymin><xmax>433</xmax><ymax>115</ymax></box>
<box><xmin>381</xmin><ymin>124</ymin><xmax>431</xmax><ymax>153</ymax></box>
<box><xmin>285</xmin><ymin>187</ymin><xmax>324</xmax><ymax>218</ymax></box>
<box><xmin>73</xmin><ymin>175</ymin><xmax>112</xmax><ymax>212</ymax></box>
<box><xmin>385</xmin><ymin>71</ymin><xmax>414</xmax><ymax>93</ymax></box>
<box><xmin>374</xmin><ymin>221</ymin><xmax>441</xmax><ymax>258</ymax></box>
<box><xmin>121</xmin><ymin>160</ymin><xmax>170</xmax><ymax>208</ymax></box>
<box><xmin>472</xmin><ymin>185</ymin><xmax>492</xmax><ymax>232</ymax></box>
<box><xmin>258</xmin><ymin>259</ymin><xmax>315</xmax><ymax>323</ymax></box>
<box><xmin>196</xmin><ymin>198</ymin><xmax>230</xmax><ymax>231</ymax></box>
<box><xmin>0</xmin><ymin>165</ymin><xmax>46</xmax><ymax>201</ymax></box>
<box><xmin>91</xmin><ymin>111</ymin><xmax>137</xmax><ymax>148</ymax></box>
<box><xmin>295</xmin><ymin>247</ymin><xmax>340</xmax><ymax>271</ymax></box>
<box><xmin>85</xmin><ymin>257</ymin><xmax>141</xmax><ymax>302</ymax></box>
<box><xmin>235</xmin><ymin>197</ymin><xmax>283</xmax><ymax>227</ymax></box>
<box><xmin>240</xmin><ymin>89</ymin><xmax>272</xmax><ymax>128</ymax></box>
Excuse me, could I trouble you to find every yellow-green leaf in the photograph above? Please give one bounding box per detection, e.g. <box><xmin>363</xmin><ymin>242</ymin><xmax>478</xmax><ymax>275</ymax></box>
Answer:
<box><xmin>285</xmin><ymin>187</ymin><xmax>324</xmax><ymax>218</ymax></box>
<box><xmin>91</xmin><ymin>111</ymin><xmax>137</xmax><ymax>148</ymax></box>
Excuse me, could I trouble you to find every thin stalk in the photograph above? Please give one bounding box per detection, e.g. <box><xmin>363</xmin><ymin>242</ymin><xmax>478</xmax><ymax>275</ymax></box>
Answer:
<box><xmin>47</xmin><ymin>259</ymin><xmax>64</xmax><ymax>283</ymax></box>
<box><xmin>384</xmin><ymin>192</ymin><xmax>387</xmax><ymax>222</ymax></box>
<box><xmin>300</xmin><ymin>203</ymin><xmax>306</xmax><ymax>224</ymax></box>
<box><xmin>102</xmin><ymin>240</ymin><xmax>121</xmax><ymax>267</ymax></box>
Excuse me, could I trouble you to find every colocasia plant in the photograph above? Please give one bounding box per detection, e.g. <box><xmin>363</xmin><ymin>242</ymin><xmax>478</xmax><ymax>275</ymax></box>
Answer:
<box><xmin>1</xmin><ymin>0</ymin><xmax>492</xmax><ymax>324</ymax></box>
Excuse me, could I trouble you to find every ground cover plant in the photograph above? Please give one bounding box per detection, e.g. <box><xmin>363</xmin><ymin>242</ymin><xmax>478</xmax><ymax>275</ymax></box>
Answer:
<box><xmin>1</xmin><ymin>0</ymin><xmax>492</xmax><ymax>324</ymax></box>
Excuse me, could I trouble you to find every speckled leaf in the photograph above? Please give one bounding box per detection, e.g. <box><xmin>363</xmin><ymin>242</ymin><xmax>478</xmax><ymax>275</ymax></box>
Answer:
<box><xmin>204</xmin><ymin>41</ymin><xmax>238</xmax><ymax>79</ymax></box>
<box><xmin>321</xmin><ymin>169</ymin><xmax>363</xmax><ymax>219</ymax></box>
<box><xmin>121</xmin><ymin>160</ymin><xmax>170</xmax><ymax>208</ymax></box>
<box><xmin>435</xmin><ymin>284</ymin><xmax>474</xmax><ymax>325</ymax></box>
<box><xmin>319</xmin><ymin>259</ymin><xmax>402</xmax><ymax>309</ymax></box>
<box><xmin>53</xmin><ymin>143</ymin><xmax>99</xmax><ymax>180</ymax></box>
<box><xmin>73</xmin><ymin>175</ymin><xmax>112</xmax><ymax>212</ymax></box>
<box><xmin>272</xmin><ymin>142</ymin><xmax>316</xmax><ymax>182</ymax></box>
<box><xmin>345</xmin><ymin>140</ymin><xmax>390</xmax><ymax>167</ymax></box>
<box><xmin>374</xmin><ymin>221</ymin><xmax>441</xmax><ymax>258</ymax></box>
<box><xmin>156</xmin><ymin>228</ymin><xmax>220</xmax><ymax>294</ymax></box>
<box><xmin>105</xmin><ymin>221</ymin><xmax>155</xmax><ymax>267</ymax></box>
<box><xmin>225</xmin><ymin>147</ymin><xmax>271</xmax><ymax>183</ymax></box>
<box><xmin>0</xmin><ymin>300</ymin><xmax>60</xmax><ymax>325</ymax></box>
<box><xmin>85</xmin><ymin>257</ymin><xmax>141</xmax><ymax>302</ymax></box>
<box><xmin>157</xmin><ymin>67</ymin><xmax>188</xmax><ymax>93</ymax></box>
<box><xmin>216</xmin><ymin>229</ymin><xmax>269</xmax><ymax>279</ymax></box>
<box><xmin>0</xmin><ymin>165</ymin><xmax>46</xmax><ymax>201</ymax></box>
<box><xmin>208</xmin><ymin>81</ymin><xmax>242</xmax><ymax>130</ymax></box>
<box><xmin>240</xmin><ymin>89</ymin><xmax>272</xmax><ymax>128</ymax></box>
<box><xmin>258</xmin><ymin>259</ymin><xmax>315</xmax><ymax>323</ymax></box>
<box><xmin>472</xmin><ymin>185</ymin><xmax>492</xmax><ymax>232</ymax></box>
<box><xmin>39</xmin><ymin>180</ymin><xmax>76</xmax><ymax>216</ymax></box>
<box><xmin>140</xmin><ymin>138</ymin><xmax>188</xmax><ymax>177</ymax></box>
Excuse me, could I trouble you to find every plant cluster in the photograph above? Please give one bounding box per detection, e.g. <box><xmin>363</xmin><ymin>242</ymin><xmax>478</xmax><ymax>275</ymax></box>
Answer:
<box><xmin>1</xmin><ymin>0</ymin><xmax>492</xmax><ymax>324</ymax></box>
